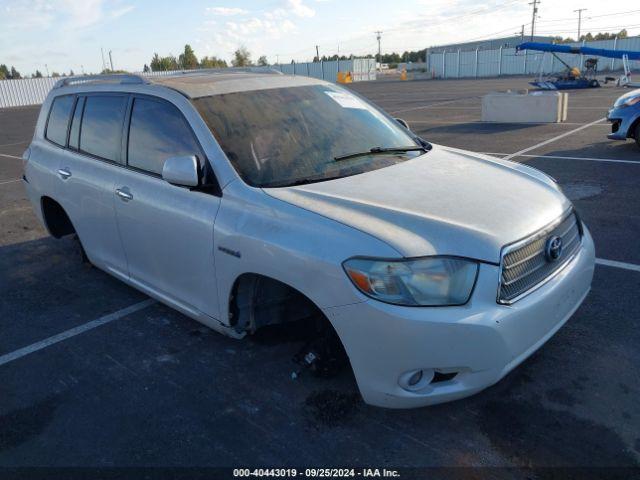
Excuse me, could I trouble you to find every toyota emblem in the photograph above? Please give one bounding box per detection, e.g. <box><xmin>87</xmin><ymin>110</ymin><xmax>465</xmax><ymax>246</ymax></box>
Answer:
<box><xmin>545</xmin><ymin>235</ymin><xmax>563</xmax><ymax>262</ymax></box>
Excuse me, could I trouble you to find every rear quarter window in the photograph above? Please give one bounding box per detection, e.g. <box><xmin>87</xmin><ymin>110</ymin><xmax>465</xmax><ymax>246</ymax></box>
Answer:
<box><xmin>45</xmin><ymin>95</ymin><xmax>75</xmax><ymax>147</ymax></box>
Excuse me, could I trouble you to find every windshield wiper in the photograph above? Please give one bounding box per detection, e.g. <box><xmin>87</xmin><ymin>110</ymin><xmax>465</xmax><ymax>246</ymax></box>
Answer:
<box><xmin>334</xmin><ymin>145</ymin><xmax>427</xmax><ymax>162</ymax></box>
<box><xmin>261</xmin><ymin>173</ymin><xmax>351</xmax><ymax>188</ymax></box>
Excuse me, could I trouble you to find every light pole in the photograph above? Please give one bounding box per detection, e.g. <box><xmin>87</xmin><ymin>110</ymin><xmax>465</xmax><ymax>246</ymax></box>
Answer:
<box><xmin>375</xmin><ymin>31</ymin><xmax>382</xmax><ymax>71</ymax></box>
<box><xmin>574</xmin><ymin>8</ymin><xmax>587</xmax><ymax>41</ymax></box>
<box><xmin>529</xmin><ymin>0</ymin><xmax>539</xmax><ymax>40</ymax></box>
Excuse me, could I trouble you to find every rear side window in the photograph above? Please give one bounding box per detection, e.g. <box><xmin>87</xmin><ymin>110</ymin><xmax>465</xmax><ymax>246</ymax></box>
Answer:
<box><xmin>79</xmin><ymin>95</ymin><xmax>128</xmax><ymax>162</ymax></box>
<box><xmin>45</xmin><ymin>95</ymin><xmax>74</xmax><ymax>146</ymax></box>
<box><xmin>127</xmin><ymin>97</ymin><xmax>201</xmax><ymax>175</ymax></box>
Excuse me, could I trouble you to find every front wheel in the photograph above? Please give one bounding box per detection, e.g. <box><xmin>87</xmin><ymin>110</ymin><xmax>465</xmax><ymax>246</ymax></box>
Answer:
<box><xmin>635</xmin><ymin>123</ymin><xmax>640</xmax><ymax>149</ymax></box>
<box><xmin>589</xmin><ymin>79</ymin><xmax>600</xmax><ymax>88</ymax></box>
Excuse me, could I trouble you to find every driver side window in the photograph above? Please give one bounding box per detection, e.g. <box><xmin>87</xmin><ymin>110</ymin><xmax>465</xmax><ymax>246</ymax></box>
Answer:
<box><xmin>127</xmin><ymin>97</ymin><xmax>202</xmax><ymax>176</ymax></box>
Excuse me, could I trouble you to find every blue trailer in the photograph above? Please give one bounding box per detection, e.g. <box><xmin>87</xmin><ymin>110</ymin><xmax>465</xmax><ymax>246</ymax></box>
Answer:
<box><xmin>516</xmin><ymin>42</ymin><xmax>640</xmax><ymax>90</ymax></box>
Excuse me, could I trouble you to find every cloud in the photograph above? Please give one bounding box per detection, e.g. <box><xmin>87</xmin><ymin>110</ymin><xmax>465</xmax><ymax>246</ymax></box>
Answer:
<box><xmin>110</xmin><ymin>5</ymin><xmax>135</xmax><ymax>20</ymax></box>
<box><xmin>224</xmin><ymin>17</ymin><xmax>297</xmax><ymax>38</ymax></box>
<box><xmin>206</xmin><ymin>7</ymin><xmax>249</xmax><ymax>16</ymax></box>
<box><xmin>59</xmin><ymin>0</ymin><xmax>106</xmax><ymax>28</ymax></box>
<box><xmin>287</xmin><ymin>0</ymin><xmax>315</xmax><ymax>18</ymax></box>
<box><xmin>2</xmin><ymin>0</ymin><xmax>135</xmax><ymax>31</ymax></box>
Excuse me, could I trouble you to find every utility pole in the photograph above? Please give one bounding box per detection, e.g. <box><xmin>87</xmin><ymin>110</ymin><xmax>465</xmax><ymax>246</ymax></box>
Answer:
<box><xmin>529</xmin><ymin>0</ymin><xmax>539</xmax><ymax>40</ymax></box>
<box><xmin>574</xmin><ymin>8</ymin><xmax>587</xmax><ymax>41</ymax></box>
<box><xmin>315</xmin><ymin>45</ymin><xmax>320</xmax><ymax>62</ymax></box>
<box><xmin>375</xmin><ymin>31</ymin><xmax>383</xmax><ymax>71</ymax></box>
<box><xmin>520</xmin><ymin>24</ymin><xmax>525</xmax><ymax>41</ymax></box>
<box><xmin>101</xmin><ymin>47</ymin><xmax>106</xmax><ymax>71</ymax></box>
<box><xmin>44</xmin><ymin>64</ymin><xmax>49</xmax><ymax>77</ymax></box>
<box><xmin>109</xmin><ymin>50</ymin><xmax>114</xmax><ymax>71</ymax></box>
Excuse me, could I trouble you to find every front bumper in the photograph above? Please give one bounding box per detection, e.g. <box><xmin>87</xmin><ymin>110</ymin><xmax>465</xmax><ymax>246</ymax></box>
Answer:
<box><xmin>324</xmin><ymin>228</ymin><xmax>595</xmax><ymax>408</ymax></box>
<box><xmin>607</xmin><ymin>107</ymin><xmax>638</xmax><ymax>140</ymax></box>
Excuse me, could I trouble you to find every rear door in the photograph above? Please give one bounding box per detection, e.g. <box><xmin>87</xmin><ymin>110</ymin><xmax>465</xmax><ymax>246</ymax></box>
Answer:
<box><xmin>54</xmin><ymin>93</ymin><xmax>129</xmax><ymax>277</ymax></box>
<box><xmin>112</xmin><ymin>95</ymin><xmax>222</xmax><ymax>319</ymax></box>
<box><xmin>26</xmin><ymin>94</ymin><xmax>75</xmax><ymax>218</ymax></box>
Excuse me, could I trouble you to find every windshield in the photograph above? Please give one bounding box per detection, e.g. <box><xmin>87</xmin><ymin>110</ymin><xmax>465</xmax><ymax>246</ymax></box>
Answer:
<box><xmin>193</xmin><ymin>84</ymin><xmax>423</xmax><ymax>187</ymax></box>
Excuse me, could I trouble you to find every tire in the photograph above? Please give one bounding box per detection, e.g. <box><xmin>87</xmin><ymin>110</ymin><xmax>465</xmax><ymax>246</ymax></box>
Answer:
<box><xmin>635</xmin><ymin>123</ymin><xmax>640</xmax><ymax>149</ymax></box>
<box><xmin>589</xmin><ymin>79</ymin><xmax>600</xmax><ymax>88</ymax></box>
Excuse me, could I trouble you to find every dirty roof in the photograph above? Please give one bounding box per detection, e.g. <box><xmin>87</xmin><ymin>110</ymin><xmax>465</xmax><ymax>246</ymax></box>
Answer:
<box><xmin>150</xmin><ymin>72</ymin><xmax>328</xmax><ymax>99</ymax></box>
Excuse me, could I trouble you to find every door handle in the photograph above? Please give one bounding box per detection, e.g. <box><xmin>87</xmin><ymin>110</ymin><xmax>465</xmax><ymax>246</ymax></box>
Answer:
<box><xmin>115</xmin><ymin>188</ymin><xmax>133</xmax><ymax>201</ymax></box>
<box><xmin>57</xmin><ymin>168</ymin><xmax>72</xmax><ymax>180</ymax></box>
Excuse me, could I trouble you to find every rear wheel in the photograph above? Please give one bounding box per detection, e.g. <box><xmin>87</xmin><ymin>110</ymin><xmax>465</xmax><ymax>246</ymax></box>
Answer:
<box><xmin>635</xmin><ymin>123</ymin><xmax>640</xmax><ymax>149</ymax></box>
<box><xmin>589</xmin><ymin>79</ymin><xmax>600</xmax><ymax>88</ymax></box>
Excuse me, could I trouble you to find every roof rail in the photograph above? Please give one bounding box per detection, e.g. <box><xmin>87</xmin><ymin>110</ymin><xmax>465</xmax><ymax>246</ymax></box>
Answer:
<box><xmin>156</xmin><ymin>67</ymin><xmax>283</xmax><ymax>77</ymax></box>
<box><xmin>53</xmin><ymin>73</ymin><xmax>150</xmax><ymax>89</ymax></box>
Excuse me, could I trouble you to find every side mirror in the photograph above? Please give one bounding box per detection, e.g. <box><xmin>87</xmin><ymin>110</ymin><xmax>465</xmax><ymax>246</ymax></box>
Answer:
<box><xmin>162</xmin><ymin>155</ymin><xmax>199</xmax><ymax>187</ymax></box>
<box><xmin>395</xmin><ymin>118</ymin><xmax>410</xmax><ymax>130</ymax></box>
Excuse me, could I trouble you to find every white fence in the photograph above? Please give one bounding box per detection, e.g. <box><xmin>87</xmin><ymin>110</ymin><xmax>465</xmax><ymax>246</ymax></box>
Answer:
<box><xmin>273</xmin><ymin>58</ymin><xmax>377</xmax><ymax>82</ymax></box>
<box><xmin>0</xmin><ymin>58</ymin><xmax>377</xmax><ymax>109</ymax></box>
<box><xmin>0</xmin><ymin>77</ymin><xmax>58</xmax><ymax>109</ymax></box>
<box><xmin>427</xmin><ymin>36</ymin><xmax>640</xmax><ymax>79</ymax></box>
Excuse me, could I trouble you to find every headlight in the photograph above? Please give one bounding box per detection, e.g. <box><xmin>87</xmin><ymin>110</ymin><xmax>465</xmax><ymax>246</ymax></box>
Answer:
<box><xmin>615</xmin><ymin>95</ymin><xmax>640</xmax><ymax>108</ymax></box>
<box><xmin>343</xmin><ymin>256</ymin><xmax>479</xmax><ymax>306</ymax></box>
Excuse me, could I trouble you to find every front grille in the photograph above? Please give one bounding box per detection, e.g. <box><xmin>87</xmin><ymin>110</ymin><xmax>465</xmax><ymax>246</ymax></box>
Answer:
<box><xmin>498</xmin><ymin>211</ymin><xmax>582</xmax><ymax>304</ymax></box>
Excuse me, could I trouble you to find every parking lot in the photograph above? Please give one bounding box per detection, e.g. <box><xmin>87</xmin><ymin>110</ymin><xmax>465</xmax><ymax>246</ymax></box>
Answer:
<box><xmin>1</xmin><ymin>77</ymin><xmax>639</xmax><ymax>472</ymax></box>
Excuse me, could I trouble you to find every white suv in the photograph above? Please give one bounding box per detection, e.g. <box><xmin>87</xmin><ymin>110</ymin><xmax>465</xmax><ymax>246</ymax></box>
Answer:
<box><xmin>23</xmin><ymin>72</ymin><xmax>595</xmax><ymax>408</ymax></box>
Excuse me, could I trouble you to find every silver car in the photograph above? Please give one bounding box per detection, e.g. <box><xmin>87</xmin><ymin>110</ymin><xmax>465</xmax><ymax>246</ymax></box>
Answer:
<box><xmin>24</xmin><ymin>72</ymin><xmax>595</xmax><ymax>408</ymax></box>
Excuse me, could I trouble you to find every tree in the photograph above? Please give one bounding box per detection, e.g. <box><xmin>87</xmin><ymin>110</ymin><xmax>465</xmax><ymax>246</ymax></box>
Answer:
<box><xmin>0</xmin><ymin>65</ymin><xmax>8</xmax><ymax>79</ymax></box>
<box><xmin>51</xmin><ymin>72</ymin><xmax>60</xmax><ymax>77</ymax></box>
<box><xmin>232</xmin><ymin>46</ymin><xmax>252</xmax><ymax>67</ymax></box>
<box><xmin>10</xmin><ymin>66</ymin><xmax>21</xmax><ymax>79</ymax></box>
<box><xmin>33</xmin><ymin>70</ymin><xmax>43</xmax><ymax>78</ymax></box>
<box><xmin>554</xmin><ymin>29</ymin><xmax>629</xmax><ymax>44</ymax></box>
<box><xmin>200</xmin><ymin>56</ymin><xmax>227</xmax><ymax>68</ymax></box>
<box><xmin>178</xmin><ymin>44</ymin><xmax>198</xmax><ymax>70</ymax></box>
<box><xmin>143</xmin><ymin>64</ymin><xmax>150</xmax><ymax>73</ymax></box>
<box><xmin>69</xmin><ymin>69</ymin><xmax>75</xmax><ymax>76</ymax></box>
<box><xmin>257</xmin><ymin>55</ymin><xmax>269</xmax><ymax>66</ymax></box>
<box><xmin>150</xmin><ymin>53</ymin><xmax>179</xmax><ymax>71</ymax></box>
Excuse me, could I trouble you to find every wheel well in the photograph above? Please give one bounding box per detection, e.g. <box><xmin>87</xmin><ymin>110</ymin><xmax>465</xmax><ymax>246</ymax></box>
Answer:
<box><xmin>229</xmin><ymin>273</ymin><xmax>324</xmax><ymax>334</ymax></box>
<box><xmin>229</xmin><ymin>273</ymin><xmax>350</xmax><ymax>377</ymax></box>
<box><xmin>41</xmin><ymin>196</ymin><xmax>75</xmax><ymax>238</ymax></box>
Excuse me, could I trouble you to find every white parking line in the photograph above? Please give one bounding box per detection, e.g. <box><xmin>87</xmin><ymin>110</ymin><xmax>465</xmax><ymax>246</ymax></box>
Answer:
<box><xmin>0</xmin><ymin>153</ymin><xmax>22</xmax><ymax>160</ymax></box>
<box><xmin>411</xmin><ymin>120</ymin><xmax>609</xmax><ymax>127</ymax></box>
<box><xmin>503</xmin><ymin>118</ymin><xmax>607</xmax><ymax>160</ymax></box>
<box><xmin>0</xmin><ymin>178</ymin><xmax>21</xmax><ymax>185</ymax></box>
<box><xmin>390</xmin><ymin>97</ymin><xmax>479</xmax><ymax>115</ymax></box>
<box><xmin>0</xmin><ymin>140</ymin><xmax>28</xmax><ymax>148</ymax></box>
<box><xmin>595</xmin><ymin>258</ymin><xmax>640</xmax><ymax>273</ymax></box>
<box><xmin>0</xmin><ymin>299</ymin><xmax>155</xmax><ymax>367</ymax></box>
<box><xmin>480</xmin><ymin>152</ymin><xmax>640</xmax><ymax>165</ymax></box>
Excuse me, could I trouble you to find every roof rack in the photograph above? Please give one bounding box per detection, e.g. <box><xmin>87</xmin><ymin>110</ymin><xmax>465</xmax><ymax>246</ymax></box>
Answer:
<box><xmin>54</xmin><ymin>73</ymin><xmax>150</xmax><ymax>89</ymax></box>
<box><xmin>151</xmin><ymin>67</ymin><xmax>283</xmax><ymax>77</ymax></box>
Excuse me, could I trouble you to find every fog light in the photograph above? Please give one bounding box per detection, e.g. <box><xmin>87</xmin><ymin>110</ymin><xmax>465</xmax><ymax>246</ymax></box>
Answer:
<box><xmin>398</xmin><ymin>369</ymin><xmax>434</xmax><ymax>392</ymax></box>
<box><xmin>408</xmin><ymin>370</ymin><xmax>423</xmax><ymax>386</ymax></box>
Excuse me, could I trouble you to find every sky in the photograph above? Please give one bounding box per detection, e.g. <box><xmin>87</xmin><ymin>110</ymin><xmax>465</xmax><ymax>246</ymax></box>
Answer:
<box><xmin>1</xmin><ymin>0</ymin><xmax>639</xmax><ymax>76</ymax></box>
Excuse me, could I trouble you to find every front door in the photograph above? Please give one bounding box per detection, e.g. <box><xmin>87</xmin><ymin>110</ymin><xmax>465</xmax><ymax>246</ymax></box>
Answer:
<box><xmin>113</xmin><ymin>96</ymin><xmax>222</xmax><ymax>319</ymax></box>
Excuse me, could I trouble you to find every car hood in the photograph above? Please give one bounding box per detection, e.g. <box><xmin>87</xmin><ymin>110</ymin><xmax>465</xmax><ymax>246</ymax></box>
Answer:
<box><xmin>264</xmin><ymin>145</ymin><xmax>571</xmax><ymax>263</ymax></box>
<box><xmin>614</xmin><ymin>88</ymin><xmax>640</xmax><ymax>107</ymax></box>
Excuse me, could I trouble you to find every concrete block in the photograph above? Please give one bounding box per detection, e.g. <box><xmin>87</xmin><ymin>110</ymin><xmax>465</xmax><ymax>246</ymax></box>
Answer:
<box><xmin>482</xmin><ymin>90</ymin><xmax>568</xmax><ymax>123</ymax></box>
